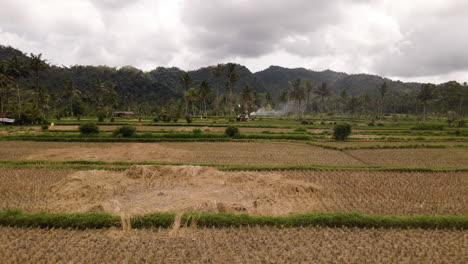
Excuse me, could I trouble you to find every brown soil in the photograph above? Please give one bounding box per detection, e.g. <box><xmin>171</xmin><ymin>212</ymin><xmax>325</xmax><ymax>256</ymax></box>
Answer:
<box><xmin>47</xmin><ymin>165</ymin><xmax>322</xmax><ymax>216</ymax></box>
<box><xmin>18</xmin><ymin>141</ymin><xmax>363</xmax><ymax>165</ymax></box>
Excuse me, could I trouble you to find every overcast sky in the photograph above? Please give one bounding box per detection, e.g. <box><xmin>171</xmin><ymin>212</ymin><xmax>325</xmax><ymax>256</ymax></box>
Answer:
<box><xmin>0</xmin><ymin>0</ymin><xmax>467</xmax><ymax>83</ymax></box>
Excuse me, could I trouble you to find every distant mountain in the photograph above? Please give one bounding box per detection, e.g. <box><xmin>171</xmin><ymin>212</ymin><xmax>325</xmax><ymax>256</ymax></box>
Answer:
<box><xmin>254</xmin><ymin>65</ymin><xmax>420</xmax><ymax>96</ymax></box>
<box><xmin>1</xmin><ymin>45</ymin><xmax>422</xmax><ymax>103</ymax></box>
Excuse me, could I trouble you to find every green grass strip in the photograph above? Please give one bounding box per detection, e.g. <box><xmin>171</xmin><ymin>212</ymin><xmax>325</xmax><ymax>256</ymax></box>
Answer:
<box><xmin>0</xmin><ymin>209</ymin><xmax>119</xmax><ymax>229</ymax></box>
<box><xmin>0</xmin><ymin>210</ymin><xmax>466</xmax><ymax>230</ymax></box>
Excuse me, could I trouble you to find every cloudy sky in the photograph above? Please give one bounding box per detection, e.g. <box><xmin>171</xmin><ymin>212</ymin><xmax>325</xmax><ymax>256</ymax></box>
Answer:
<box><xmin>0</xmin><ymin>0</ymin><xmax>467</xmax><ymax>83</ymax></box>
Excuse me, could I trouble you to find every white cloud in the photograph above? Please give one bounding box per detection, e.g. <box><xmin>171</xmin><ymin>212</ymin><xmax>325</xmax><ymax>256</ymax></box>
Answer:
<box><xmin>0</xmin><ymin>0</ymin><xmax>467</xmax><ymax>83</ymax></box>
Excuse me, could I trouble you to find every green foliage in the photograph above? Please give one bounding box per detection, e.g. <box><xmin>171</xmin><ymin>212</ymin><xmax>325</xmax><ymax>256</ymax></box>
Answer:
<box><xmin>40</xmin><ymin>121</ymin><xmax>50</xmax><ymax>131</ymax></box>
<box><xmin>377</xmin><ymin>123</ymin><xmax>384</xmax><ymax>126</ymax></box>
<box><xmin>113</xmin><ymin>126</ymin><xmax>136</xmax><ymax>137</ymax></box>
<box><xmin>225</xmin><ymin>126</ymin><xmax>240</xmax><ymax>137</ymax></box>
<box><xmin>192</xmin><ymin>128</ymin><xmax>202</xmax><ymax>135</ymax></box>
<box><xmin>411</xmin><ymin>124</ymin><xmax>444</xmax><ymax>130</ymax></box>
<box><xmin>1</xmin><ymin>210</ymin><xmax>466</xmax><ymax>230</ymax></box>
<box><xmin>172</xmin><ymin>117</ymin><xmax>178</xmax><ymax>123</ymax></box>
<box><xmin>368</xmin><ymin>122</ymin><xmax>375</xmax><ymax>126</ymax></box>
<box><xmin>79</xmin><ymin>123</ymin><xmax>99</xmax><ymax>135</ymax></box>
<box><xmin>96</xmin><ymin>110</ymin><xmax>106</xmax><ymax>122</ymax></box>
<box><xmin>301</xmin><ymin>120</ymin><xmax>312</xmax><ymax>125</ymax></box>
<box><xmin>294</xmin><ymin>126</ymin><xmax>307</xmax><ymax>132</ymax></box>
<box><xmin>333</xmin><ymin>123</ymin><xmax>352</xmax><ymax>140</ymax></box>
<box><xmin>159</xmin><ymin>112</ymin><xmax>172</xmax><ymax>123</ymax></box>
<box><xmin>185</xmin><ymin>115</ymin><xmax>192</xmax><ymax>124</ymax></box>
<box><xmin>153</xmin><ymin>117</ymin><xmax>159</xmax><ymax>122</ymax></box>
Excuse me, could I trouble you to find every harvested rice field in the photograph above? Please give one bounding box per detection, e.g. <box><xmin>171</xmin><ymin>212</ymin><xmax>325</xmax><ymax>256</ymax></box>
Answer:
<box><xmin>0</xmin><ymin>226</ymin><xmax>466</xmax><ymax>264</ymax></box>
<box><xmin>348</xmin><ymin>148</ymin><xmax>468</xmax><ymax>167</ymax></box>
<box><xmin>1</xmin><ymin>167</ymin><xmax>466</xmax><ymax>216</ymax></box>
<box><xmin>0</xmin><ymin>141</ymin><xmax>364</xmax><ymax>165</ymax></box>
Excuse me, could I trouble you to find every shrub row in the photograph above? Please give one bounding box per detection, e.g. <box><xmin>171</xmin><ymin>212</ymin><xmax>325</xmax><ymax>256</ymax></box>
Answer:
<box><xmin>1</xmin><ymin>210</ymin><xmax>466</xmax><ymax>230</ymax></box>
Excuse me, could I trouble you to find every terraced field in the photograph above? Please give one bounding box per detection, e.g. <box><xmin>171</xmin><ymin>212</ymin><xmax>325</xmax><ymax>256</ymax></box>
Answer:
<box><xmin>1</xmin><ymin>226</ymin><xmax>466</xmax><ymax>263</ymax></box>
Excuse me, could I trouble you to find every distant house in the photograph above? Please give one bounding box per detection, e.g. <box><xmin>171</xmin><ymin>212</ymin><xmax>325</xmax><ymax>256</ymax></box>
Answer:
<box><xmin>0</xmin><ymin>112</ymin><xmax>15</xmax><ymax>124</ymax></box>
<box><xmin>113</xmin><ymin>111</ymin><xmax>135</xmax><ymax>117</ymax></box>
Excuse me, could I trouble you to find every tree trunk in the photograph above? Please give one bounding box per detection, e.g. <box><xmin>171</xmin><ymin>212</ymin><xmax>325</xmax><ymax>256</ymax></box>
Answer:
<box><xmin>16</xmin><ymin>82</ymin><xmax>21</xmax><ymax>119</ymax></box>
<box><xmin>423</xmin><ymin>101</ymin><xmax>427</xmax><ymax>122</ymax></box>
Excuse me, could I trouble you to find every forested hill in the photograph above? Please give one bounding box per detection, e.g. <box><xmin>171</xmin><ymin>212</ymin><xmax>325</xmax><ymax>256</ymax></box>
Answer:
<box><xmin>1</xmin><ymin>45</ymin><xmax>422</xmax><ymax>103</ymax></box>
<box><xmin>255</xmin><ymin>66</ymin><xmax>421</xmax><ymax>96</ymax></box>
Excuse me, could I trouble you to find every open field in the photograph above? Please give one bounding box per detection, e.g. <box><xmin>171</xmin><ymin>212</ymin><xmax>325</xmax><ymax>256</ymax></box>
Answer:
<box><xmin>1</xmin><ymin>226</ymin><xmax>466</xmax><ymax>264</ymax></box>
<box><xmin>1</xmin><ymin>167</ymin><xmax>466</xmax><ymax>216</ymax></box>
<box><xmin>1</xmin><ymin>141</ymin><xmax>467</xmax><ymax>167</ymax></box>
<box><xmin>0</xmin><ymin>141</ymin><xmax>364</xmax><ymax>165</ymax></box>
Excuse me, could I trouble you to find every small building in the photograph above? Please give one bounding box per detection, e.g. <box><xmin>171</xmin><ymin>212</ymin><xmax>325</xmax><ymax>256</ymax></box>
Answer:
<box><xmin>113</xmin><ymin>111</ymin><xmax>135</xmax><ymax>117</ymax></box>
<box><xmin>0</xmin><ymin>112</ymin><xmax>15</xmax><ymax>124</ymax></box>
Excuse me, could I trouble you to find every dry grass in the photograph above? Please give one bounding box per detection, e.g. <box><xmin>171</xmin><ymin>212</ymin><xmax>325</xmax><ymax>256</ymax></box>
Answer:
<box><xmin>2</xmin><ymin>141</ymin><xmax>364</xmax><ymax>165</ymax></box>
<box><xmin>348</xmin><ymin>148</ymin><xmax>468</xmax><ymax>167</ymax></box>
<box><xmin>0</xmin><ymin>226</ymin><xmax>466</xmax><ymax>263</ymax></box>
<box><xmin>1</xmin><ymin>168</ymin><xmax>466</xmax><ymax>216</ymax></box>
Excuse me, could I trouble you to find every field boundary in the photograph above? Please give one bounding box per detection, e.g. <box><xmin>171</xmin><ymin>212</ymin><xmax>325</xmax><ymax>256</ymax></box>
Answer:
<box><xmin>1</xmin><ymin>160</ymin><xmax>467</xmax><ymax>172</ymax></box>
<box><xmin>1</xmin><ymin>210</ymin><xmax>466</xmax><ymax>230</ymax></box>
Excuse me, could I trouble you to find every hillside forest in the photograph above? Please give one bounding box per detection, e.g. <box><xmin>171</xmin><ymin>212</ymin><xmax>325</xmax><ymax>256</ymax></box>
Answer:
<box><xmin>0</xmin><ymin>45</ymin><xmax>466</xmax><ymax>125</ymax></box>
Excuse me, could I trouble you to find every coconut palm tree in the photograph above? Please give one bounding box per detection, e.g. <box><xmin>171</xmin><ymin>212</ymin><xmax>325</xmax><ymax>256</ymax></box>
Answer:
<box><xmin>378</xmin><ymin>81</ymin><xmax>388</xmax><ymax>120</ymax></box>
<box><xmin>184</xmin><ymin>87</ymin><xmax>199</xmax><ymax>116</ymax></box>
<box><xmin>4</xmin><ymin>56</ymin><xmax>30</xmax><ymax>118</ymax></box>
<box><xmin>198</xmin><ymin>80</ymin><xmax>211</xmax><ymax>118</ymax></box>
<box><xmin>289</xmin><ymin>78</ymin><xmax>305</xmax><ymax>117</ymax></box>
<box><xmin>417</xmin><ymin>83</ymin><xmax>435</xmax><ymax>122</ymax></box>
<box><xmin>29</xmin><ymin>53</ymin><xmax>49</xmax><ymax>109</ymax></box>
<box><xmin>64</xmin><ymin>80</ymin><xmax>81</xmax><ymax>116</ymax></box>
<box><xmin>180</xmin><ymin>72</ymin><xmax>193</xmax><ymax>115</ymax></box>
<box><xmin>314</xmin><ymin>82</ymin><xmax>330</xmax><ymax>113</ymax></box>
<box><xmin>224</xmin><ymin>63</ymin><xmax>239</xmax><ymax>116</ymax></box>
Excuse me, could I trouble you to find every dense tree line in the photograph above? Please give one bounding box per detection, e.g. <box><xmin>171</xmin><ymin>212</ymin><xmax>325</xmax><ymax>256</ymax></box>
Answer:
<box><xmin>0</xmin><ymin>45</ymin><xmax>466</xmax><ymax>124</ymax></box>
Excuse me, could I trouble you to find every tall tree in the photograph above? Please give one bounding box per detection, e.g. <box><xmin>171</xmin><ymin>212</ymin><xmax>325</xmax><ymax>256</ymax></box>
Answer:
<box><xmin>29</xmin><ymin>53</ymin><xmax>49</xmax><ymax>109</ymax></box>
<box><xmin>180</xmin><ymin>72</ymin><xmax>193</xmax><ymax>115</ymax></box>
<box><xmin>4</xmin><ymin>55</ymin><xmax>29</xmax><ymax>118</ymax></box>
<box><xmin>64</xmin><ymin>80</ymin><xmax>81</xmax><ymax>116</ymax></box>
<box><xmin>241</xmin><ymin>84</ymin><xmax>255</xmax><ymax>114</ymax></box>
<box><xmin>304</xmin><ymin>80</ymin><xmax>315</xmax><ymax>113</ymax></box>
<box><xmin>378</xmin><ymin>81</ymin><xmax>388</xmax><ymax>120</ymax></box>
<box><xmin>197</xmin><ymin>80</ymin><xmax>211</xmax><ymax>118</ymax></box>
<box><xmin>314</xmin><ymin>82</ymin><xmax>330</xmax><ymax>113</ymax></box>
<box><xmin>224</xmin><ymin>63</ymin><xmax>239</xmax><ymax>116</ymax></box>
<box><xmin>417</xmin><ymin>83</ymin><xmax>435</xmax><ymax>122</ymax></box>
<box><xmin>289</xmin><ymin>78</ymin><xmax>305</xmax><ymax>117</ymax></box>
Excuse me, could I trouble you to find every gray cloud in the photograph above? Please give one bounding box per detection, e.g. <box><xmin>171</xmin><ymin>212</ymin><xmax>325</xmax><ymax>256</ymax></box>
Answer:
<box><xmin>0</xmin><ymin>0</ymin><xmax>467</xmax><ymax>83</ymax></box>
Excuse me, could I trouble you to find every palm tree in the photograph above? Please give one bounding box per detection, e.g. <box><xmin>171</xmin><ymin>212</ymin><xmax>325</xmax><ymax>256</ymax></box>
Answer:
<box><xmin>180</xmin><ymin>72</ymin><xmax>193</xmax><ymax>115</ymax></box>
<box><xmin>314</xmin><ymin>82</ymin><xmax>330</xmax><ymax>113</ymax></box>
<box><xmin>0</xmin><ymin>65</ymin><xmax>13</xmax><ymax>113</ymax></box>
<box><xmin>417</xmin><ymin>83</ymin><xmax>435</xmax><ymax>122</ymax></box>
<box><xmin>289</xmin><ymin>78</ymin><xmax>305</xmax><ymax>117</ymax></box>
<box><xmin>304</xmin><ymin>80</ymin><xmax>315</xmax><ymax>113</ymax></box>
<box><xmin>241</xmin><ymin>84</ymin><xmax>255</xmax><ymax>114</ymax></box>
<box><xmin>378</xmin><ymin>82</ymin><xmax>388</xmax><ymax>120</ymax></box>
<box><xmin>184</xmin><ymin>87</ymin><xmax>199</xmax><ymax>116</ymax></box>
<box><xmin>64</xmin><ymin>80</ymin><xmax>81</xmax><ymax>116</ymax></box>
<box><xmin>197</xmin><ymin>80</ymin><xmax>211</xmax><ymax>118</ymax></box>
<box><xmin>4</xmin><ymin>56</ymin><xmax>29</xmax><ymax>118</ymax></box>
<box><xmin>29</xmin><ymin>53</ymin><xmax>49</xmax><ymax>109</ymax></box>
<box><xmin>211</xmin><ymin>64</ymin><xmax>224</xmax><ymax>115</ymax></box>
<box><xmin>224</xmin><ymin>63</ymin><xmax>239</xmax><ymax>116</ymax></box>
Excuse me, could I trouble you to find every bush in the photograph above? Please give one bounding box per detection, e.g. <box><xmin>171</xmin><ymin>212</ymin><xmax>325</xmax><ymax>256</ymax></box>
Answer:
<box><xmin>113</xmin><ymin>126</ymin><xmax>136</xmax><ymax>137</ymax></box>
<box><xmin>192</xmin><ymin>128</ymin><xmax>202</xmax><ymax>136</ymax></box>
<box><xmin>172</xmin><ymin>118</ymin><xmax>178</xmax><ymax>123</ymax></box>
<box><xmin>301</xmin><ymin>120</ymin><xmax>312</xmax><ymax>125</ymax></box>
<box><xmin>185</xmin><ymin>115</ymin><xmax>192</xmax><ymax>124</ymax></box>
<box><xmin>79</xmin><ymin>123</ymin><xmax>99</xmax><ymax>135</ymax></box>
<box><xmin>294</xmin><ymin>126</ymin><xmax>307</xmax><ymax>132</ymax></box>
<box><xmin>110</xmin><ymin>117</ymin><xmax>115</xmax><ymax>122</ymax></box>
<box><xmin>411</xmin><ymin>124</ymin><xmax>444</xmax><ymax>130</ymax></box>
<box><xmin>377</xmin><ymin>123</ymin><xmax>384</xmax><ymax>127</ymax></box>
<box><xmin>368</xmin><ymin>122</ymin><xmax>375</xmax><ymax>126</ymax></box>
<box><xmin>96</xmin><ymin>110</ymin><xmax>106</xmax><ymax>122</ymax></box>
<box><xmin>225</xmin><ymin>126</ymin><xmax>240</xmax><ymax>137</ymax></box>
<box><xmin>458</xmin><ymin>120</ymin><xmax>466</xmax><ymax>128</ymax></box>
<box><xmin>333</xmin><ymin>123</ymin><xmax>352</xmax><ymax>141</ymax></box>
<box><xmin>41</xmin><ymin>122</ymin><xmax>50</xmax><ymax>131</ymax></box>
<box><xmin>153</xmin><ymin>117</ymin><xmax>160</xmax><ymax>122</ymax></box>
<box><xmin>159</xmin><ymin>113</ymin><xmax>172</xmax><ymax>123</ymax></box>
